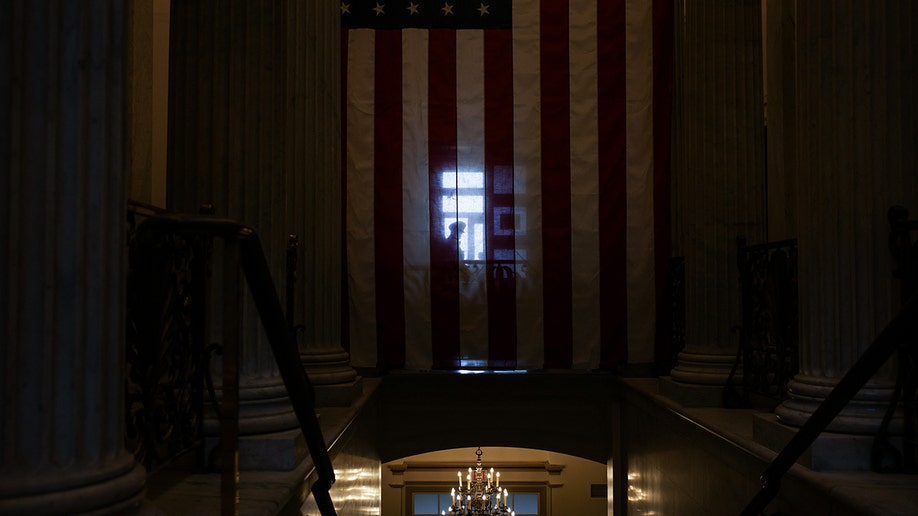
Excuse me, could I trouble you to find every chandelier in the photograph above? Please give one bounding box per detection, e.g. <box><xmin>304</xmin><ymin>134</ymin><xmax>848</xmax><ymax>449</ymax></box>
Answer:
<box><xmin>443</xmin><ymin>447</ymin><xmax>514</xmax><ymax>515</ymax></box>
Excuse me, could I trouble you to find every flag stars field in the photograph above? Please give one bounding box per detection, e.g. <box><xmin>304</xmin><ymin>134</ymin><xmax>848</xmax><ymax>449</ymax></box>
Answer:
<box><xmin>341</xmin><ymin>0</ymin><xmax>506</xmax><ymax>28</ymax></box>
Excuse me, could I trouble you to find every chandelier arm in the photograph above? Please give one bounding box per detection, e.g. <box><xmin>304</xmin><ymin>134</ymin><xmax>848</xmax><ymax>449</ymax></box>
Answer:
<box><xmin>446</xmin><ymin>449</ymin><xmax>513</xmax><ymax>515</ymax></box>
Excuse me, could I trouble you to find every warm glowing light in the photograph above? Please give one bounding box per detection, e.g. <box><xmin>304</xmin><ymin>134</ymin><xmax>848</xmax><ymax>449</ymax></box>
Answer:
<box><xmin>447</xmin><ymin>448</ymin><xmax>511</xmax><ymax>514</ymax></box>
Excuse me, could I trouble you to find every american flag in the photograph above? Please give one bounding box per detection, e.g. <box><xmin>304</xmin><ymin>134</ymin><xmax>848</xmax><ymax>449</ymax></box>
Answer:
<box><xmin>341</xmin><ymin>0</ymin><xmax>672</xmax><ymax>370</ymax></box>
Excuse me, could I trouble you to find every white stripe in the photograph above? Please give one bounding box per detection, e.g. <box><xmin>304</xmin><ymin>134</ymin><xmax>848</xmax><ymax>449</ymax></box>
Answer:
<box><xmin>569</xmin><ymin>0</ymin><xmax>602</xmax><ymax>369</ymax></box>
<box><xmin>346</xmin><ymin>2</ymin><xmax>660</xmax><ymax>369</ymax></box>
<box><xmin>512</xmin><ymin>0</ymin><xmax>544</xmax><ymax>369</ymax></box>
<box><xmin>625</xmin><ymin>0</ymin><xmax>656</xmax><ymax>363</ymax></box>
<box><xmin>402</xmin><ymin>29</ymin><xmax>433</xmax><ymax>370</ymax></box>
<box><xmin>345</xmin><ymin>30</ymin><xmax>378</xmax><ymax>368</ymax></box>
<box><xmin>455</xmin><ymin>30</ymin><xmax>491</xmax><ymax>365</ymax></box>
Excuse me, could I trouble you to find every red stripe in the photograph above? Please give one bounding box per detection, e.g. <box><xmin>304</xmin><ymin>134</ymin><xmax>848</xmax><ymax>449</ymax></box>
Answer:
<box><xmin>341</xmin><ymin>28</ymin><xmax>351</xmax><ymax>354</ymax></box>
<box><xmin>598</xmin><ymin>0</ymin><xmax>628</xmax><ymax>367</ymax></box>
<box><xmin>428</xmin><ymin>30</ymin><xmax>461</xmax><ymax>369</ymax></box>
<box><xmin>484</xmin><ymin>29</ymin><xmax>516</xmax><ymax>369</ymax></box>
<box><xmin>540</xmin><ymin>1</ymin><xmax>574</xmax><ymax>369</ymax></box>
<box><xmin>652</xmin><ymin>0</ymin><xmax>674</xmax><ymax>368</ymax></box>
<box><xmin>374</xmin><ymin>30</ymin><xmax>405</xmax><ymax>369</ymax></box>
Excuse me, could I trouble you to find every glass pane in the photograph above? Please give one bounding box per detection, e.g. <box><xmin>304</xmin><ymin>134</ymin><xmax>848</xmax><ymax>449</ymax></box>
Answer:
<box><xmin>457</xmin><ymin>193</ymin><xmax>484</xmax><ymax>213</ymax></box>
<box><xmin>441</xmin><ymin>171</ymin><xmax>485</xmax><ymax>188</ymax></box>
<box><xmin>413</xmin><ymin>493</ymin><xmax>440</xmax><ymax>515</ymax></box>
<box><xmin>473</xmin><ymin>223</ymin><xmax>484</xmax><ymax>260</ymax></box>
<box><xmin>457</xmin><ymin>171</ymin><xmax>484</xmax><ymax>188</ymax></box>
<box><xmin>442</xmin><ymin>195</ymin><xmax>457</xmax><ymax>214</ymax></box>
<box><xmin>511</xmin><ymin>492</ymin><xmax>540</xmax><ymax>515</ymax></box>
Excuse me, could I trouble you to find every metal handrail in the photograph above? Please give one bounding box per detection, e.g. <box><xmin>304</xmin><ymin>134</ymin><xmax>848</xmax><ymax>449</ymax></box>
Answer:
<box><xmin>137</xmin><ymin>213</ymin><xmax>337</xmax><ymax>516</ymax></box>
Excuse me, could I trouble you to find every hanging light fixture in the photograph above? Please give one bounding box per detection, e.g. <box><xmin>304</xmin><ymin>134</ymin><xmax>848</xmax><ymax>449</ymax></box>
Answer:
<box><xmin>443</xmin><ymin>447</ymin><xmax>514</xmax><ymax>515</ymax></box>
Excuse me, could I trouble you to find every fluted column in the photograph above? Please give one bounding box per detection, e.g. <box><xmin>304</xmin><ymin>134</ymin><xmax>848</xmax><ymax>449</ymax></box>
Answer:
<box><xmin>287</xmin><ymin>1</ymin><xmax>359</xmax><ymax>404</ymax></box>
<box><xmin>773</xmin><ymin>0</ymin><xmax>918</xmax><ymax>435</ymax></box>
<box><xmin>664</xmin><ymin>0</ymin><xmax>767</xmax><ymax>405</ymax></box>
<box><xmin>0</xmin><ymin>1</ymin><xmax>146</xmax><ymax>512</ymax></box>
<box><xmin>764</xmin><ymin>0</ymin><xmax>797</xmax><ymax>242</ymax></box>
<box><xmin>167</xmin><ymin>1</ymin><xmax>298</xmax><ymax>435</ymax></box>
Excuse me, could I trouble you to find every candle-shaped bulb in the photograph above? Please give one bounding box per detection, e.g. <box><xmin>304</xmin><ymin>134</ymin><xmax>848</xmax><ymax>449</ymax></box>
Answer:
<box><xmin>496</xmin><ymin>471</ymin><xmax>500</xmax><ymax>488</ymax></box>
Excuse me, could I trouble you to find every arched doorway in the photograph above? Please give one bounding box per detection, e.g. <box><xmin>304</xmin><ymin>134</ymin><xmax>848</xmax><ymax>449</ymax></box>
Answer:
<box><xmin>375</xmin><ymin>372</ymin><xmax>619</xmax><ymax>515</ymax></box>
<box><xmin>383</xmin><ymin>446</ymin><xmax>609</xmax><ymax>516</ymax></box>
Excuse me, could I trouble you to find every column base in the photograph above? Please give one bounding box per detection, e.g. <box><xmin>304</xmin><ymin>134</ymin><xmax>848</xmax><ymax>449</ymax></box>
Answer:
<box><xmin>668</xmin><ymin>351</ymin><xmax>738</xmax><ymax>385</ymax></box>
<box><xmin>753</xmin><ymin>412</ymin><xmax>905</xmax><ymax>472</ymax></box>
<box><xmin>773</xmin><ymin>374</ymin><xmax>900</xmax><ymax>434</ymax></box>
<box><xmin>301</xmin><ymin>349</ymin><xmax>358</xmax><ymax>382</ymax></box>
<box><xmin>205</xmin><ymin>427</ymin><xmax>307</xmax><ymax>471</ymax></box>
<box><xmin>204</xmin><ymin>377</ymin><xmax>300</xmax><ymax>436</ymax></box>
<box><xmin>659</xmin><ymin>376</ymin><xmax>736</xmax><ymax>407</ymax></box>
<box><xmin>0</xmin><ymin>454</ymin><xmax>146</xmax><ymax>515</ymax></box>
<box><xmin>301</xmin><ymin>348</ymin><xmax>362</xmax><ymax>407</ymax></box>
<box><xmin>313</xmin><ymin>376</ymin><xmax>364</xmax><ymax>407</ymax></box>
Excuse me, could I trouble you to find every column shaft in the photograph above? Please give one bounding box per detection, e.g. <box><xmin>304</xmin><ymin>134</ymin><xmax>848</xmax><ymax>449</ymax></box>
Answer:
<box><xmin>167</xmin><ymin>0</ymin><xmax>298</xmax><ymax>434</ymax></box>
<box><xmin>666</xmin><ymin>0</ymin><xmax>767</xmax><ymax>403</ymax></box>
<box><xmin>0</xmin><ymin>1</ymin><xmax>145</xmax><ymax>512</ymax></box>
<box><xmin>288</xmin><ymin>1</ymin><xmax>359</xmax><ymax>400</ymax></box>
<box><xmin>775</xmin><ymin>0</ymin><xmax>918</xmax><ymax>434</ymax></box>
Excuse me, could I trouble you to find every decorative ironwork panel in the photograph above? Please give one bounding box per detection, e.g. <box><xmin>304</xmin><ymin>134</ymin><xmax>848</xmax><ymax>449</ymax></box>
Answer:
<box><xmin>736</xmin><ymin>237</ymin><xmax>798</xmax><ymax>408</ymax></box>
<box><xmin>125</xmin><ymin>203</ymin><xmax>210</xmax><ymax>472</ymax></box>
<box><xmin>657</xmin><ymin>256</ymin><xmax>686</xmax><ymax>375</ymax></box>
<box><xmin>887</xmin><ymin>206</ymin><xmax>918</xmax><ymax>473</ymax></box>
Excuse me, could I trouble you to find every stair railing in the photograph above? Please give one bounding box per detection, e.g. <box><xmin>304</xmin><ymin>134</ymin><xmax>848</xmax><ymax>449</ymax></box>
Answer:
<box><xmin>741</xmin><ymin>206</ymin><xmax>918</xmax><ymax>515</ymax></box>
<box><xmin>136</xmin><ymin>212</ymin><xmax>337</xmax><ymax>516</ymax></box>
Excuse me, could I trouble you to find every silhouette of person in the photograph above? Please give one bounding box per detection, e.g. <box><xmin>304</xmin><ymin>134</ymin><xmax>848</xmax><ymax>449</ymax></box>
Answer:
<box><xmin>432</xmin><ymin>221</ymin><xmax>468</xmax><ymax>294</ymax></box>
<box><xmin>444</xmin><ymin>221</ymin><xmax>465</xmax><ymax>258</ymax></box>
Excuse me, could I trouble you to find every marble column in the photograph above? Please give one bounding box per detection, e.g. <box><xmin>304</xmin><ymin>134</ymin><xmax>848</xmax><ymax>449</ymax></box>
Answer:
<box><xmin>0</xmin><ymin>1</ymin><xmax>146</xmax><ymax>512</ymax></box>
<box><xmin>286</xmin><ymin>0</ymin><xmax>360</xmax><ymax>407</ymax></box>
<box><xmin>167</xmin><ymin>1</ymin><xmax>299</xmax><ymax>437</ymax></box>
<box><xmin>763</xmin><ymin>0</ymin><xmax>797</xmax><ymax>243</ymax></box>
<box><xmin>771</xmin><ymin>1</ymin><xmax>918</xmax><ymax>440</ymax></box>
<box><xmin>663</xmin><ymin>0</ymin><xmax>767</xmax><ymax>406</ymax></box>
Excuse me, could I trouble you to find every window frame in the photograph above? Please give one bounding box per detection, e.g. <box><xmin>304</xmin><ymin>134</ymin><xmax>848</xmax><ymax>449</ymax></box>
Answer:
<box><xmin>405</xmin><ymin>483</ymin><xmax>548</xmax><ymax>516</ymax></box>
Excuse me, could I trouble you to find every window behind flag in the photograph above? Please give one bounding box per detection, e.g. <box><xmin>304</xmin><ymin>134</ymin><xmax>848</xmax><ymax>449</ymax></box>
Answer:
<box><xmin>341</xmin><ymin>0</ymin><xmax>671</xmax><ymax>372</ymax></box>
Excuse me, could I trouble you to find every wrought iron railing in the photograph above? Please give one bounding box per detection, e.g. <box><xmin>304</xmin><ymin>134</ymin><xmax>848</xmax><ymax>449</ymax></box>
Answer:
<box><xmin>882</xmin><ymin>206</ymin><xmax>918</xmax><ymax>474</ymax></box>
<box><xmin>725</xmin><ymin>238</ymin><xmax>798</xmax><ymax>409</ymax></box>
<box><xmin>656</xmin><ymin>256</ymin><xmax>685</xmax><ymax>375</ymax></box>
<box><xmin>126</xmin><ymin>201</ymin><xmax>209</xmax><ymax>472</ymax></box>
<box><xmin>741</xmin><ymin>207</ymin><xmax>918</xmax><ymax>514</ymax></box>
<box><xmin>129</xmin><ymin>206</ymin><xmax>337</xmax><ymax>516</ymax></box>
